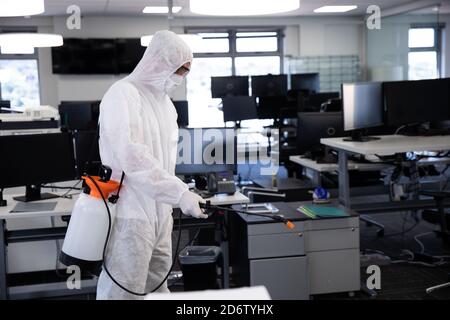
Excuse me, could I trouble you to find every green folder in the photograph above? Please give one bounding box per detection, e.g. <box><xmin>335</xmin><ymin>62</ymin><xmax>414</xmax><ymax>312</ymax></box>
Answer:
<box><xmin>297</xmin><ymin>205</ymin><xmax>349</xmax><ymax>219</ymax></box>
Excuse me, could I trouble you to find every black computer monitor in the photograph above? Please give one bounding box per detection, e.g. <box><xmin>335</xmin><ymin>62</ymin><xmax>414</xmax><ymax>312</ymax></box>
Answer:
<box><xmin>291</xmin><ymin>73</ymin><xmax>320</xmax><ymax>94</ymax></box>
<box><xmin>222</xmin><ymin>96</ymin><xmax>258</xmax><ymax>122</ymax></box>
<box><xmin>304</xmin><ymin>92</ymin><xmax>340</xmax><ymax>111</ymax></box>
<box><xmin>0</xmin><ymin>132</ymin><xmax>77</xmax><ymax>202</ymax></box>
<box><xmin>176</xmin><ymin>128</ymin><xmax>237</xmax><ymax>175</ymax></box>
<box><xmin>342</xmin><ymin>82</ymin><xmax>383</xmax><ymax>141</ymax></box>
<box><xmin>257</xmin><ymin>97</ymin><xmax>288</xmax><ymax>120</ymax></box>
<box><xmin>59</xmin><ymin>101</ymin><xmax>100</xmax><ymax>131</ymax></box>
<box><xmin>74</xmin><ymin>130</ymin><xmax>101</xmax><ymax>178</ymax></box>
<box><xmin>211</xmin><ymin>76</ymin><xmax>249</xmax><ymax>98</ymax></box>
<box><xmin>173</xmin><ymin>100</ymin><xmax>189</xmax><ymax>127</ymax></box>
<box><xmin>0</xmin><ymin>100</ymin><xmax>11</xmax><ymax>112</ymax></box>
<box><xmin>251</xmin><ymin>75</ymin><xmax>288</xmax><ymax>97</ymax></box>
<box><xmin>297</xmin><ymin>112</ymin><xmax>344</xmax><ymax>155</ymax></box>
<box><xmin>384</xmin><ymin>78</ymin><xmax>450</xmax><ymax>127</ymax></box>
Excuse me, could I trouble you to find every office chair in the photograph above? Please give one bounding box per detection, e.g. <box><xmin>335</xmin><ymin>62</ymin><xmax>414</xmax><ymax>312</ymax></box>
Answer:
<box><xmin>420</xmin><ymin>190</ymin><xmax>450</xmax><ymax>294</ymax></box>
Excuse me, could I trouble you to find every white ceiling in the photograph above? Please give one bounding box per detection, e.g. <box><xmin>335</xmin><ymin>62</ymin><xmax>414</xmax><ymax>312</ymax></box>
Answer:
<box><xmin>40</xmin><ymin>0</ymin><xmax>434</xmax><ymax>17</ymax></box>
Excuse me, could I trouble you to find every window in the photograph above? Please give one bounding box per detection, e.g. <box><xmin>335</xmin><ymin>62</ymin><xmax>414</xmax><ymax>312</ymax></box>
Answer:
<box><xmin>408</xmin><ymin>25</ymin><xmax>442</xmax><ymax>80</ymax></box>
<box><xmin>0</xmin><ymin>28</ymin><xmax>40</xmax><ymax>108</ymax></box>
<box><xmin>235</xmin><ymin>56</ymin><xmax>280</xmax><ymax>76</ymax></box>
<box><xmin>185</xmin><ymin>29</ymin><xmax>283</xmax><ymax>128</ymax></box>
<box><xmin>0</xmin><ymin>59</ymin><xmax>40</xmax><ymax>108</ymax></box>
<box><xmin>187</xmin><ymin>57</ymin><xmax>232</xmax><ymax>128</ymax></box>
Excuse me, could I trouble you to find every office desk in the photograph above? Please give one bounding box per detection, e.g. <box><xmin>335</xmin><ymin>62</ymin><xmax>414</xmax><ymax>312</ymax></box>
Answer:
<box><xmin>230</xmin><ymin>200</ymin><xmax>360</xmax><ymax>299</ymax></box>
<box><xmin>0</xmin><ymin>191</ymin><xmax>249</xmax><ymax>299</ymax></box>
<box><xmin>289</xmin><ymin>155</ymin><xmax>392</xmax><ymax>185</ymax></box>
<box><xmin>289</xmin><ymin>155</ymin><xmax>450</xmax><ymax>186</ymax></box>
<box><xmin>321</xmin><ymin>135</ymin><xmax>450</xmax><ymax>208</ymax></box>
<box><xmin>0</xmin><ymin>193</ymin><xmax>78</xmax><ymax>299</ymax></box>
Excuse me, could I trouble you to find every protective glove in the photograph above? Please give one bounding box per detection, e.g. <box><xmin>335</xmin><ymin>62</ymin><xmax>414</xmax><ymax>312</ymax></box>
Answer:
<box><xmin>179</xmin><ymin>190</ymin><xmax>208</xmax><ymax>219</ymax></box>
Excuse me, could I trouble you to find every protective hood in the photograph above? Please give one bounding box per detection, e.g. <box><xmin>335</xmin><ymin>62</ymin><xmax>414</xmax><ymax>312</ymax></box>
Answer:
<box><xmin>127</xmin><ymin>30</ymin><xmax>193</xmax><ymax>93</ymax></box>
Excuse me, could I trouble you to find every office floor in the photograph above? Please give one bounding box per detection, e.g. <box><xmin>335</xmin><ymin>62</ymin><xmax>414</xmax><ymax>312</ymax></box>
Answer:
<box><xmin>315</xmin><ymin>210</ymin><xmax>450</xmax><ymax>300</ymax></box>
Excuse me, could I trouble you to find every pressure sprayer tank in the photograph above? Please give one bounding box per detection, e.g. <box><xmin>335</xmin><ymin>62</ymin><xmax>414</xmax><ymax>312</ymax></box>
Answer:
<box><xmin>60</xmin><ymin>175</ymin><xmax>120</xmax><ymax>273</ymax></box>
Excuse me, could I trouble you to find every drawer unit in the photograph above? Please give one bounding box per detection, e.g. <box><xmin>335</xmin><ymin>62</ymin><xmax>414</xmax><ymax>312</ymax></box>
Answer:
<box><xmin>247</xmin><ymin>221</ymin><xmax>304</xmax><ymax>236</ymax></box>
<box><xmin>248</xmin><ymin>231</ymin><xmax>305</xmax><ymax>259</ymax></box>
<box><xmin>308</xmin><ymin>249</ymin><xmax>360</xmax><ymax>295</ymax></box>
<box><xmin>305</xmin><ymin>227</ymin><xmax>359</xmax><ymax>252</ymax></box>
<box><xmin>250</xmin><ymin>256</ymin><xmax>309</xmax><ymax>300</ymax></box>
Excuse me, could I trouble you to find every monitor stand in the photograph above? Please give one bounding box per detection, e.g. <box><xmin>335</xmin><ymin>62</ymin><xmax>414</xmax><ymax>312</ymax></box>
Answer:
<box><xmin>0</xmin><ymin>189</ymin><xmax>7</xmax><ymax>207</ymax></box>
<box><xmin>343</xmin><ymin>130</ymin><xmax>380</xmax><ymax>142</ymax></box>
<box><xmin>13</xmin><ymin>185</ymin><xmax>59</xmax><ymax>202</ymax></box>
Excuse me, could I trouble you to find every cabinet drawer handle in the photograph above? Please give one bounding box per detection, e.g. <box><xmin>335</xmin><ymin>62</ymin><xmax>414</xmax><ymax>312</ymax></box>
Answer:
<box><xmin>351</xmin><ymin>228</ymin><xmax>355</xmax><ymax>232</ymax></box>
<box><xmin>297</xmin><ymin>232</ymin><xmax>303</xmax><ymax>237</ymax></box>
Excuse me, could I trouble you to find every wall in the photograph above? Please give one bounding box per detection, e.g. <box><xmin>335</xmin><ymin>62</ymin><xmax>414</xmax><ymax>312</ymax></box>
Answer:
<box><xmin>366</xmin><ymin>13</ymin><xmax>450</xmax><ymax>81</ymax></box>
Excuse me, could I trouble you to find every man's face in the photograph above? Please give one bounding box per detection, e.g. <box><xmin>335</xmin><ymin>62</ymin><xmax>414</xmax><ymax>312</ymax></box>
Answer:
<box><xmin>175</xmin><ymin>62</ymin><xmax>191</xmax><ymax>77</ymax></box>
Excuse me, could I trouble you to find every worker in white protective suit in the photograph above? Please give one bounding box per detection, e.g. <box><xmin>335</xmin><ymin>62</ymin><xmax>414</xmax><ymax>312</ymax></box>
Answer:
<box><xmin>96</xmin><ymin>30</ymin><xmax>208</xmax><ymax>300</ymax></box>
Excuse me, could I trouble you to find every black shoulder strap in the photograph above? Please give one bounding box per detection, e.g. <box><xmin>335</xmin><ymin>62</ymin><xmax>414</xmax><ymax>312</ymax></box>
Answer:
<box><xmin>84</xmin><ymin>125</ymin><xmax>100</xmax><ymax>175</ymax></box>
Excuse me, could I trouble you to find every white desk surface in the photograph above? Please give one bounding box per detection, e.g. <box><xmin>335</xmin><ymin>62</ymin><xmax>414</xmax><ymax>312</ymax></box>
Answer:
<box><xmin>289</xmin><ymin>155</ymin><xmax>392</xmax><ymax>172</ymax></box>
<box><xmin>0</xmin><ymin>191</ymin><xmax>249</xmax><ymax>220</ymax></box>
<box><xmin>289</xmin><ymin>155</ymin><xmax>450</xmax><ymax>173</ymax></box>
<box><xmin>146</xmin><ymin>286</ymin><xmax>271</xmax><ymax>300</ymax></box>
<box><xmin>321</xmin><ymin>135</ymin><xmax>450</xmax><ymax>156</ymax></box>
<box><xmin>0</xmin><ymin>193</ymin><xmax>77</xmax><ymax>220</ymax></box>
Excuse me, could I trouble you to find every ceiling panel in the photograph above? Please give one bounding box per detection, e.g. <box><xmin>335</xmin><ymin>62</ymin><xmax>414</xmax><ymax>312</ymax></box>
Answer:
<box><xmin>37</xmin><ymin>0</ymin><xmax>435</xmax><ymax>17</ymax></box>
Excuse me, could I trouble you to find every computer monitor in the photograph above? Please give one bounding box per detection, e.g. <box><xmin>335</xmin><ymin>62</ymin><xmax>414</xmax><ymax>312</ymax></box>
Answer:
<box><xmin>222</xmin><ymin>96</ymin><xmax>258</xmax><ymax>122</ymax></box>
<box><xmin>304</xmin><ymin>92</ymin><xmax>340</xmax><ymax>112</ymax></box>
<box><xmin>74</xmin><ymin>130</ymin><xmax>101</xmax><ymax>178</ymax></box>
<box><xmin>0</xmin><ymin>100</ymin><xmax>11</xmax><ymax>112</ymax></box>
<box><xmin>173</xmin><ymin>100</ymin><xmax>189</xmax><ymax>127</ymax></box>
<box><xmin>297</xmin><ymin>112</ymin><xmax>344</xmax><ymax>155</ymax></box>
<box><xmin>0</xmin><ymin>132</ymin><xmax>77</xmax><ymax>202</ymax></box>
<box><xmin>211</xmin><ymin>76</ymin><xmax>249</xmax><ymax>98</ymax></box>
<box><xmin>176</xmin><ymin>128</ymin><xmax>237</xmax><ymax>175</ymax></box>
<box><xmin>59</xmin><ymin>101</ymin><xmax>100</xmax><ymax>131</ymax></box>
<box><xmin>342</xmin><ymin>82</ymin><xmax>383</xmax><ymax>141</ymax></box>
<box><xmin>251</xmin><ymin>75</ymin><xmax>288</xmax><ymax>97</ymax></box>
<box><xmin>291</xmin><ymin>73</ymin><xmax>320</xmax><ymax>93</ymax></box>
<box><xmin>384</xmin><ymin>78</ymin><xmax>450</xmax><ymax>127</ymax></box>
<box><xmin>257</xmin><ymin>97</ymin><xmax>288</xmax><ymax>120</ymax></box>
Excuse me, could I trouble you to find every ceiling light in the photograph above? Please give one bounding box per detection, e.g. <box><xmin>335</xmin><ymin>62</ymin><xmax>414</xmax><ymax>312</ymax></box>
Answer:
<box><xmin>143</xmin><ymin>6</ymin><xmax>182</xmax><ymax>14</ymax></box>
<box><xmin>0</xmin><ymin>0</ymin><xmax>44</xmax><ymax>17</ymax></box>
<box><xmin>190</xmin><ymin>0</ymin><xmax>300</xmax><ymax>16</ymax></box>
<box><xmin>314</xmin><ymin>6</ymin><xmax>358</xmax><ymax>13</ymax></box>
<box><xmin>0</xmin><ymin>33</ymin><xmax>63</xmax><ymax>49</ymax></box>
<box><xmin>140</xmin><ymin>34</ymin><xmax>203</xmax><ymax>52</ymax></box>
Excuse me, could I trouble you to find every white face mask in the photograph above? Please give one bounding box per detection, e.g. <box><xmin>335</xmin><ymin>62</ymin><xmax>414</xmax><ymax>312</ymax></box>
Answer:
<box><xmin>164</xmin><ymin>74</ymin><xmax>184</xmax><ymax>94</ymax></box>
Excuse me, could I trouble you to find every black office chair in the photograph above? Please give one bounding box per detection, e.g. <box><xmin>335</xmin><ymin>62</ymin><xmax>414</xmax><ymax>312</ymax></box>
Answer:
<box><xmin>420</xmin><ymin>190</ymin><xmax>450</xmax><ymax>243</ymax></box>
<box><xmin>420</xmin><ymin>190</ymin><xmax>450</xmax><ymax>294</ymax></box>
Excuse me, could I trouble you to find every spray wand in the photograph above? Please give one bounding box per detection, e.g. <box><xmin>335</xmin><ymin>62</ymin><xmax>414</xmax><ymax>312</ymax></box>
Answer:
<box><xmin>200</xmin><ymin>201</ymin><xmax>295</xmax><ymax>230</ymax></box>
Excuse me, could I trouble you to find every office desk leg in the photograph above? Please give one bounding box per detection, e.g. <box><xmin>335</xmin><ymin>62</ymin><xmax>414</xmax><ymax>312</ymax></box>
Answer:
<box><xmin>221</xmin><ymin>240</ymin><xmax>229</xmax><ymax>289</ymax></box>
<box><xmin>338</xmin><ymin>150</ymin><xmax>350</xmax><ymax>207</ymax></box>
<box><xmin>0</xmin><ymin>220</ymin><xmax>7</xmax><ymax>299</ymax></box>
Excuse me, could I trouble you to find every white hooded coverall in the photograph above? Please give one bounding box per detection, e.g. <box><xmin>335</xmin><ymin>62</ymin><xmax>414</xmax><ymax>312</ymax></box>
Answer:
<box><xmin>96</xmin><ymin>31</ymin><xmax>192</xmax><ymax>299</ymax></box>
